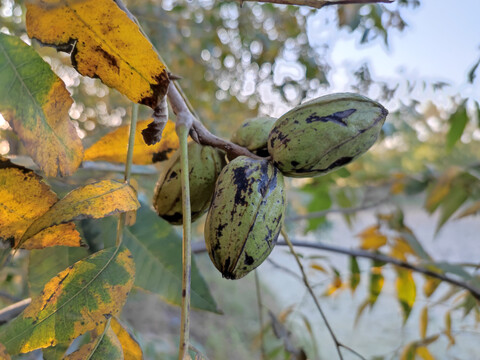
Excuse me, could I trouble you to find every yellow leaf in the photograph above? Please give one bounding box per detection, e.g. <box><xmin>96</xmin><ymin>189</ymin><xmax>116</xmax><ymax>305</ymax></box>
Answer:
<box><xmin>84</xmin><ymin>119</ymin><xmax>179</xmax><ymax>165</ymax></box>
<box><xmin>26</xmin><ymin>0</ymin><xmax>169</xmax><ymax>108</ymax></box>
<box><xmin>416</xmin><ymin>346</ymin><xmax>435</xmax><ymax>360</ymax></box>
<box><xmin>357</xmin><ymin>225</ymin><xmax>387</xmax><ymax>250</ymax></box>
<box><xmin>419</xmin><ymin>306</ymin><xmax>428</xmax><ymax>339</ymax></box>
<box><xmin>0</xmin><ymin>159</ymin><xmax>81</xmax><ymax>249</ymax></box>
<box><xmin>310</xmin><ymin>263</ymin><xmax>327</xmax><ymax>273</ymax></box>
<box><xmin>400</xmin><ymin>342</ymin><xmax>416</xmax><ymax>360</ymax></box>
<box><xmin>65</xmin><ymin>323</ymin><xmax>123</xmax><ymax>360</ymax></box>
<box><xmin>390</xmin><ymin>237</ymin><xmax>415</xmax><ymax>261</ymax></box>
<box><xmin>111</xmin><ymin>318</ymin><xmax>143</xmax><ymax>360</ymax></box>
<box><xmin>396</xmin><ymin>269</ymin><xmax>416</xmax><ymax>321</ymax></box>
<box><xmin>0</xmin><ymin>343</ymin><xmax>11</xmax><ymax>360</ymax></box>
<box><xmin>19</xmin><ymin>180</ymin><xmax>139</xmax><ymax>247</ymax></box>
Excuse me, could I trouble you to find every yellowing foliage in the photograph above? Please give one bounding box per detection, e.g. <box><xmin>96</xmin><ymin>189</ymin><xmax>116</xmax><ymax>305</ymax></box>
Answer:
<box><xmin>111</xmin><ymin>318</ymin><xmax>143</xmax><ymax>360</ymax></box>
<box><xmin>357</xmin><ymin>225</ymin><xmax>387</xmax><ymax>250</ymax></box>
<box><xmin>84</xmin><ymin>119</ymin><xmax>179</xmax><ymax>164</ymax></box>
<box><xmin>26</xmin><ymin>0</ymin><xmax>169</xmax><ymax>108</ymax></box>
<box><xmin>65</xmin><ymin>325</ymin><xmax>123</xmax><ymax>360</ymax></box>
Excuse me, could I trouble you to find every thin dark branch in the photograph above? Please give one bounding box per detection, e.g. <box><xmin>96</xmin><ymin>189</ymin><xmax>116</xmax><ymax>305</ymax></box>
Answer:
<box><xmin>0</xmin><ymin>298</ymin><xmax>31</xmax><ymax>325</ymax></box>
<box><xmin>192</xmin><ymin>240</ymin><xmax>480</xmax><ymax>300</ymax></box>
<box><xmin>287</xmin><ymin>197</ymin><xmax>388</xmax><ymax>222</ymax></box>
<box><xmin>254</xmin><ymin>271</ymin><xmax>267</xmax><ymax>360</ymax></box>
<box><xmin>239</xmin><ymin>0</ymin><xmax>394</xmax><ymax>10</ymax></box>
<box><xmin>267</xmin><ymin>258</ymin><xmax>303</xmax><ymax>281</ymax></box>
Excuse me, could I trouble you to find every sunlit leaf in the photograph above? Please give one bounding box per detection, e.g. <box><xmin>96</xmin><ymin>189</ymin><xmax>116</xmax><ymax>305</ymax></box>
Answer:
<box><xmin>349</xmin><ymin>256</ymin><xmax>360</xmax><ymax>293</ymax></box>
<box><xmin>28</xmin><ymin>246</ymin><xmax>89</xmax><ymax>297</ymax></box>
<box><xmin>0</xmin><ymin>246</ymin><xmax>134</xmax><ymax>354</ymax></box>
<box><xmin>419</xmin><ymin>306</ymin><xmax>428</xmax><ymax>339</ymax></box>
<box><xmin>369</xmin><ymin>260</ymin><xmax>384</xmax><ymax>306</ymax></box>
<box><xmin>390</xmin><ymin>237</ymin><xmax>415</xmax><ymax>261</ymax></box>
<box><xmin>110</xmin><ymin>318</ymin><xmax>142</xmax><ymax>360</ymax></box>
<box><xmin>435</xmin><ymin>186</ymin><xmax>468</xmax><ymax>234</ymax></box>
<box><xmin>416</xmin><ymin>346</ymin><xmax>434</xmax><ymax>360</ymax></box>
<box><xmin>310</xmin><ymin>263</ymin><xmax>327</xmax><ymax>273</ymax></box>
<box><xmin>0</xmin><ymin>33</ymin><xmax>83</xmax><ymax>177</ymax></box>
<box><xmin>396</xmin><ymin>269</ymin><xmax>416</xmax><ymax>321</ymax></box>
<box><xmin>84</xmin><ymin>119</ymin><xmax>179</xmax><ymax>165</ymax></box>
<box><xmin>357</xmin><ymin>225</ymin><xmax>387</xmax><ymax>250</ymax></box>
<box><xmin>19</xmin><ymin>180</ymin><xmax>139</xmax><ymax>247</ymax></box>
<box><xmin>400</xmin><ymin>343</ymin><xmax>415</xmax><ymax>360</ymax></box>
<box><xmin>446</xmin><ymin>100</ymin><xmax>468</xmax><ymax>151</ymax></box>
<box><xmin>26</xmin><ymin>0</ymin><xmax>169</xmax><ymax>108</ymax></box>
<box><xmin>0</xmin><ymin>158</ymin><xmax>81</xmax><ymax>249</ymax></box>
<box><xmin>65</xmin><ymin>323</ymin><xmax>123</xmax><ymax>360</ymax></box>
<box><xmin>81</xmin><ymin>205</ymin><xmax>219</xmax><ymax>313</ymax></box>
<box><xmin>455</xmin><ymin>200</ymin><xmax>480</xmax><ymax>219</ymax></box>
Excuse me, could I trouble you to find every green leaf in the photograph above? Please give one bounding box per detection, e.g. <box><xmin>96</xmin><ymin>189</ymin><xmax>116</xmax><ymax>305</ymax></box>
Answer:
<box><xmin>28</xmin><ymin>246</ymin><xmax>90</xmax><ymax>297</ymax></box>
<box><xmin>303</xmin><ymin>183</ymin><xmax>332</xmax><ymax>232</ymax></box>
<box><xmin>349</xmin><ymin>256</ymin><xmax>361</xmax><ymax>293</ymax></box>
<box><xmin>0</xmin><ymin>246</ymin><xmax>134</xmax><ymax>355</ymax></box>
<box><xmin>42</xmin><ymin>342</ymin><xmax>71</xmax><ymax>360</ymax></box>
<box><xmin>82</xmin><ymin>204</ymin><xmax>219</xmax><ymax>313</ymax></box>
<box><xmin>369</xmin><ymin>260</ymin><xmax>384</xmax><ymax>306</ymax></box>
<box><xmin>446</xmin><ymin>101</ymin><xmax>468</xmax><ymax>151</ymax></box>
<box><xmin>0</xmin><ymin>33</ymin><xmax>83</xmax><ymax>177</ymax></box>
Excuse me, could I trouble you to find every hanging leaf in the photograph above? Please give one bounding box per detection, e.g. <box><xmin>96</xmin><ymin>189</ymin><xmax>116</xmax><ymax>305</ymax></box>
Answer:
<box><xmin>390</xmin><ymin>237</ymin><xmax>415</xmax><ymax>261</ymax></box>
<box><xmin>65</xmin><ymin>323</ymin><xmax>123</xmax><ymax>360</ymax></box>
<box><xmin>19</xmin><ymin>180</ymin><xmax>139</xmax><ymax>247</ymax></box>
<box><xmin>81</xmin><ymin>205</ymin><xmax>219</xmax><ymax>313</ymax></box>
<box><xmin>84</xmin><ymin>119</ymin><xmax>179</xmax><ymax>164</ymax></box>
<box><xmin>0</xmin><ymin>246</ymin><xmax>135</xmax><ymax>355</ymax></box>
<box><xmin>446</xmin><ymin>100</ymin><xmax>468</xmax><ymax>151</ymax></box>
<box><xmin>419</xmin><ymin>306</ymin><xmax>428</xmax><ymax>339</ymax></box>
<box><xmin>423</xmin><ymin>277</ymin><xmax>441</xmax><ymax>298</ymax></box>
<box><xmin>110</xmin><ymin>318</ymin><xmax>143</xmax><ymax>360</ymax></box>
<box><xmin>434</xmin><ymin>186</ymin><xmax>468</xmax><ymax>234</ymax></box>
<box><xmin>349</xmin><ymin>256</ymin><xmax>361</xmax><ymax>293</ymax></box>
<box><xmin>396</xmin><ymin>269</ymin><xmax>416</xmax><ymax>321</ymax></box>
<box><xmin>28</xmin><ymin>246</ymin><xmax>90</xmax><ymax>297</ymax></box>
<box><xmin>357</xmin><ymin>225</ymin><xmax>387</xmax><ymax>250</ymax></box>
<box><xmin>400</xmin><ymin>342</ymin><xmax>416</xmax><ymax>360</ymax></box>
<box><xmin>369</xmin><ymin>260</ymin><xmax>384</xmax><ymax>306</ymax></box>
<box><xmin>424</xmin><ymin>167</ymin><xmax>461</xmax><ymax>213</ymax></box>
<box><xmin>0</xmin><ymin>158</ymin><xmax>81</xmax><ymax>249</ymax></box>
<box><xmin>26</xmin><ymin>0</ymin><xmax>169</xmax><ymax>108</ymax></box>
<box><xmin>0</xmin><ymin>33</ymin><xmax>83</xmax><ymax>177</ymax></box>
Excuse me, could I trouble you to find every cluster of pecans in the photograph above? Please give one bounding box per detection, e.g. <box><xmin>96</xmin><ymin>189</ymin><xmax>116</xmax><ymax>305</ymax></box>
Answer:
<box><xmin>154</xmin><ymin>93</ymin><xmax>388</xmax><ymax>279</ymax></box>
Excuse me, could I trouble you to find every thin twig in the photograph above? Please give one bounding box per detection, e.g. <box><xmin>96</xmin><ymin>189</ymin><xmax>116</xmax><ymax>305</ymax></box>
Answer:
<box><xmin>254</xmin><ymin>271</ymin><xmax>267</xmax><ymax>360</ymax></box>
<box><xmin>0</xmin><ymin>298</ymin><xmax>31</xmax><ymax>325</ymax></box>
<box><xmin>239</xmin><ymin>0</ymin><xmax>393</xmax><ymax>9</ymax></box>
<box><xmin>287</xmin><ymin>197</ymin><xmax>388</xmax><ymax>222</ymax></box>
<box><xmin>281</xmin><ymin>228</ymin><xmax>365</xmax><ymax>360</ymax></box>
<box><xmin>116</xmin><ymin>103</ymin><xmax>139</xmax><ymax>247</ymax></box>
<box><xmin>176</xmin><ymin>117</ymin><xmax>192</xmax><ymax>360</ymax></box>
<box><xmin>190</xmin><ymin>240</ymin><xmax>480</xmax><ymax>300</ymax></box>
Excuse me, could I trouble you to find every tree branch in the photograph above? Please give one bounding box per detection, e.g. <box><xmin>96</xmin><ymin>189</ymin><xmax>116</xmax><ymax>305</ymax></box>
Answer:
<box><xmin>191</xmin><ymin>240</ymin><xmax>480</xmax><ymax>300</ymax></box>
<box><xmin>238</xmin><ymin>0</ymin><xmax>394</xmax><ymax>10</ymax></box>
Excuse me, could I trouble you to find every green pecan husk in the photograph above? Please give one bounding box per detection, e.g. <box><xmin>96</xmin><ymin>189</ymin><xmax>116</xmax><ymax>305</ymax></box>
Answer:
<box><xmin>230</xmin><ymin>116</ymin><xmax>276</xmax><ymax>157</ymax></box>
<box><xmin>268</xmin><ymin>93</ymin><xmax>388</xmax><ymax>177</ymax></box>
<box><xmin>204</xmin><ymin>156</ymin><xmax>286</xmax><ymax>280</ymax></box>
<box><xmin>153</xmin><ymin>141</ymin><xmax>225</xmax><ymax>225</ymax></box>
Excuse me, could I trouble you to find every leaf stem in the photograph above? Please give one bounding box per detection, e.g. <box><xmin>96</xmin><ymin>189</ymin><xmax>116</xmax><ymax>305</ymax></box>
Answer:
<box><xmin>254</xmin><ymin>271</ymin><xmax>267</xmax><ymax>360</ymax></box>
<box><xmin>116</xmin><ymin>103</ymin><xmax>138</xmax><ymax>247</ymax></box>
<box><xmin>177</xmin><ymin>123</ymin><xmax>192</xmax><ymax>360</ymax></box>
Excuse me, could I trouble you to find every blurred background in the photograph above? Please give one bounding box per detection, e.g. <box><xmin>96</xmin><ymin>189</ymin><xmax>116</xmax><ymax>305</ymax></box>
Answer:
<box><xmin>1</xmin><ymin>0</ymin><xmax>480</xmax><ymax>359</ymax></box>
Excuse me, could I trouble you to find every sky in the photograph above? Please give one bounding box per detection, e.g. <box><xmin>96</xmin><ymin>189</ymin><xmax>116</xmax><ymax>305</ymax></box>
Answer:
<box><xmin>308</xmin><ymin>0</ymin><xmax>480</xmax><ymax>100</ymax></box>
